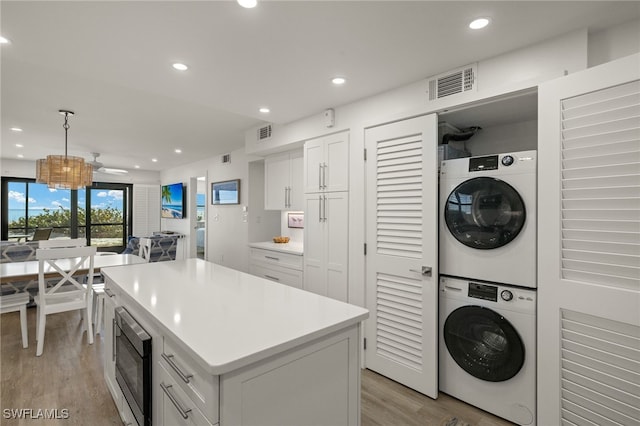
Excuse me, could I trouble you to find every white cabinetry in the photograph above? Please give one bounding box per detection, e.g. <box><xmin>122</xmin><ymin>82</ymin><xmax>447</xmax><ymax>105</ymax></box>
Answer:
<box><xmin>264</xmin><ymin>150</ymin><xmax>303</xmax><ymax>210</ymax></box>
<box><xmin>303</xmin><ymin>192</ymin><xmax>349</xmax><ymax>302</ymax></box>
<box><xmin>303</xmin><ymin>132</ymin><xmax>349</xmax><ymax>193</ymax></box>
<box><xmin>102</xmin><ymin>285</ymin><xmax>121</xmax><ymax>414</ymax></box>
<box><xmin>157</xmin><ymin>336</ymin><xmax>219</xmax><ymax>426</ymax></box>
<box><xmin>249</xmin><ymin>247</ymin><xmax>303</xmax><ymax>289</ymax></box>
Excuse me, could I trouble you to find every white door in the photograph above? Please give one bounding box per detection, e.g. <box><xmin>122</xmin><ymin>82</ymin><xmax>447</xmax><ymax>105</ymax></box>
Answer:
<box><xmin>325</xmin><ymin>192</ymin><xmax>349</xmax><ymax>302</ymax></box>
<box><xmin>324</xmin><ymin>132</ymin><xmax>350</xmax><ymax>192</ymax></box>
<box><xmin>538</xmin><ymin>53</ymin><xmax>640</xmax><ymax>425</ymax></box>
<box><xmin>364</xmin><ymin>114</ymin><xmax>439</xmax><ymax>398</ymax></box>
<box><xmin>303</xmin><ymin>138</ymin><xmax>324</xmax><ymax>193</ymax></box>
<box><xmin>303</xmin><ymin>194</ymin><xmax>324</xmax><ymax>296</ymax></box>
<box><xmin>289</xmin><ymin>150</ymin><xmax>304</xmax><ymax>210</ymax></box>
<box><xmin>264</xmin><ymin>152</ymin><xmax>290</xmax><ymax>210</ymax></box>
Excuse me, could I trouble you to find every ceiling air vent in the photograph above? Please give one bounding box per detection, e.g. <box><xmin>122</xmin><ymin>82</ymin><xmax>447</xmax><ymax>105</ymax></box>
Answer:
<box><xmin>257</xmin><ymin>124</ymin><xmax>272</xmax><ymax>141</ymax></box>
<box><xmin>427</xmin><ymin>63</ymin><xmax>477</xmax><ymax>101</ymax></box>
<box><xmin>221</xmin><ymin>154</ymin><xmax>231</xmax><ymax>164</ymax></box>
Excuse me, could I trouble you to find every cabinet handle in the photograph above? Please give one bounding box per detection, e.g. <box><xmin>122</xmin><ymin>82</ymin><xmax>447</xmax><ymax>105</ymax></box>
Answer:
<box><xmin>322</xmin><ymin>195</ymin><xmax>327</xmax><ymax>222</ymax></box>
<box><xmin>318</xmin><ymin>164</ymin><xmax>322</xmax><ymax>190</ymax></box>
<box><xmin>264</xmin><ymin>274</ymin><xmax>280</xmax><ymax>281</ymax></box>
<box><xmin>322</xmin><ymin>163</ymin><xmax>327</xmax><ymax>189</ymax></box>
<box><xmin>104</xmin><ymin>287</ymin><xmax>115</xmax><ymax>298</ymax></box>
<box><xmin>160</xmin><ymin>382</ymin><xmax>192</xmax><ymax>420</ymax></box>
<box><xmin>318</xmin><ymin>195</ymin><xmax>323</xmax><ymax>222</ymax></box>
<box><xmin>264</xmin><ymin>255</ymin><xmax>279</xmax><ymax>261</ymax></box>
<box><xmin>409</xmin><ymin>266</ymin><xmax>432</xmax><ymax>276</ymax></box>
<box><xmin>112</xmin><ymin>318</ymin><xmax>116</xmax><ymax>362</ymax></box>
<box><xmin>161</xmin><ymin>353</ymin><xmax>193</xmax><ymax>384</ymax></box>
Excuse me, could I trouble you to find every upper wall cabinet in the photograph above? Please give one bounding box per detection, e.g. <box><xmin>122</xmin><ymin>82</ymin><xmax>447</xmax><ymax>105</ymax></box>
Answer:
<box><xmin>264</xmin><ymin>150</ymin><xmax>303</xmax><ymax>210</ymax></box>
<box><xmin>304</xmin><ymin>132</ymin><xmax>349</xmax><ymax>194</ymax></box>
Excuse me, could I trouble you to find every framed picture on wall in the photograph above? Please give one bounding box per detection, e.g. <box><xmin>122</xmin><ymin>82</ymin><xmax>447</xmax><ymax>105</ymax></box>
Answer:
<box><xmin>287</xmin><ymin>212</ymin><xmax>304</xmax><ymax>228</ymax></box>
<box><xmin>211</xmin><ymin>179</ymin><xmax>240</xmax><ymax>205</ymax></box>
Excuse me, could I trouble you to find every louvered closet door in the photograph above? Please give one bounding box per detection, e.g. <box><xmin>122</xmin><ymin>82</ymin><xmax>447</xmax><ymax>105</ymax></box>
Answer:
<box><xmin>538</xmin><ymin>53</ymin><xmax>640</xmax><ymax>426</ymax></box>
<box><xmin>364</xmin><ymin>114</ymin><xmax>438</xmax><ymax>398</ymax></box>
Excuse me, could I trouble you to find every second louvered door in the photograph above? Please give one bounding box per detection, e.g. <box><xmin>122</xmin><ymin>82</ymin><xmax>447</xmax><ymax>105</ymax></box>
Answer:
<box><xmin>538</xmin><ymin>53</ymin><xmax>640</xmax><ymax>426</ymax></box>
<box><xmin>364</xmin><ymin>113</ymin><xmax>439</xmax><ymax>398</ymax></box>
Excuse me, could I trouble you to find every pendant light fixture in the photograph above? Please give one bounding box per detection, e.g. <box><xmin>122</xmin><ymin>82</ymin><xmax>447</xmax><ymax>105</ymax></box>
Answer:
<box><xmin>36</xmin><ymin>110</ymin><xmax>93</xmax><ymax>189</ymax></box>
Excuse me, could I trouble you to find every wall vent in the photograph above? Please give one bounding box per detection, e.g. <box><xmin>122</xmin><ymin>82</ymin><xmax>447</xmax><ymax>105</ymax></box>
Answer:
<box><xmin>257</xmin><ymin>124</ymin><xmax>272</xmax><ymax>141</ymax></box>
<box><xmin>427</xmin><ymin>63</ymin><xmax>477</xmax><ymax>101</ymax></box>
<box><xmin>221</xmin><ymin>154</ymin><xmax>231</xmax><ymax>164</ymax></box>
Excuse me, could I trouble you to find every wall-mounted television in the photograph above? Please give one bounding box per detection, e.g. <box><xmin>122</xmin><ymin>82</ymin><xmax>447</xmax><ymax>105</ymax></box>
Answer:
<box><xmin>161</xmin><ymin>182</ymin><xmax>186</xmax><ymax>219</ymax></box>
<box><xmin>211</xmin><ymin>179</ymin><xmax>240</xmax><ymax>205</ymax></box>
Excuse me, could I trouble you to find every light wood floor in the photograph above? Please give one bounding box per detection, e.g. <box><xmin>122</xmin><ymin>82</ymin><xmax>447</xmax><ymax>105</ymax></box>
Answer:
<box><xmin>1</xmin><ymin>309</ymin><xmax>514</xmax><ymax>426</ymax></box>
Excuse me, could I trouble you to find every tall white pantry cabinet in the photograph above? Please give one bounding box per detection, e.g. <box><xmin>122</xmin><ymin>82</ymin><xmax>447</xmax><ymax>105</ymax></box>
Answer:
<box><xmin>303</xmin><ymin>131</ymin><xmax>350</xmax><ymax>302</ymax></box>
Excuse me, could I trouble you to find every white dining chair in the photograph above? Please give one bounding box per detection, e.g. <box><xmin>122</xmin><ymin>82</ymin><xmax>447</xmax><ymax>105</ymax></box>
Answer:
<box><xmin>38</xmin><ymin>238</ymin><xmax>87</xmax><ymax>249</ymax></box>
<box><xmin>34</xmin><ymin>244</ymin><xmax>97</xmax><ymax>356</ymax></box>
<box><xmin>0</xmin><ymin>292</ymin><xmax>30</xmax><ymax>348</ymax></box>
<box><xmin>138</xmin><ymin>237</ymin><xmax>153</xmax><ymax>262</ymax></box>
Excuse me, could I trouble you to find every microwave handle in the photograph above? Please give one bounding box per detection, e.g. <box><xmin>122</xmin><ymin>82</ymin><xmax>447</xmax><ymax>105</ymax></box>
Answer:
<box><xmin>112</xmin><ymin>319</ymin><xmax>116</xmax><ymax>362</ymax></box>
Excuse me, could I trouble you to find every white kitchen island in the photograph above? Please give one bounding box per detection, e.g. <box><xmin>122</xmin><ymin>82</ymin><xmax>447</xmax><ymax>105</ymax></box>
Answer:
<box><xmin>101</xmin><ymin>258</ymin><xmax>368</xmax><ymax>426</ymax></box>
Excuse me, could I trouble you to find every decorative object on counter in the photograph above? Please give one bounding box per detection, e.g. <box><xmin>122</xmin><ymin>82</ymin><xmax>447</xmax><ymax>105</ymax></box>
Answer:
<box><xmin>287</xmin><ymin>212</ymin><xmax>304</xmax><ymax>229</ymax></box>
<box><xmin>36</xmin><ymin>110</ymin><xmax>93</xmax><ymax>190</ymax></box>
<box><xmin>211</xmin><ymin>179</ymin><xmax>240</xmax><ymax>205</ymax></box>
<box><xmin>273</xmin><ymin>236</ymin><xmax>290</xmax><ymax>244</ymax></box>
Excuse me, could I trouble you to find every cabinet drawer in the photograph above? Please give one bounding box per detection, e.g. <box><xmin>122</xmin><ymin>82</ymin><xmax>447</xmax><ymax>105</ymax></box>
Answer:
<box><xmin>249</xmin><ymin>248</ymin><xmax>303</xmax><ymax>270</ymax></box>
<box><xmin>158</xmin><ymin>362</ymin><xmax>215</xmax><ymax>426</ymax></box>
<box><xmin>161</xmin><ymin>337</ymin><xmax>219</xmax><ymax>425</ymax></box>
<box><xmin>249</xmin><ymin>263</ymin><xmax>303</xmax><ymax>289</ymax></box>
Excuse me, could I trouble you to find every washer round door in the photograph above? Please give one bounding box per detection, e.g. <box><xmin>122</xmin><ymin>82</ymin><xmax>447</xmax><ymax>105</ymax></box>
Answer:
<box><xmin>444</xmin><ymin>177</ymin><xmax>526</xmax><ymax>249</ymax></box>
<box><xmin>443</xmin><ymin>305</ymin><xmax>525</xmax><ymax>382</ymax></box>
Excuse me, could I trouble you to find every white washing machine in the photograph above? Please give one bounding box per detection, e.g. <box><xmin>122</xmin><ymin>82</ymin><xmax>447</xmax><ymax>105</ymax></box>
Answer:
<box><xmin>439</xmin><ymin>150</ymin><xmax>537</xmax><ymax>288</ymax></box>
<box><xmin>439</xmin><ymin>276</ymin><xmax>536</xmax><ymax>425</ymax></box>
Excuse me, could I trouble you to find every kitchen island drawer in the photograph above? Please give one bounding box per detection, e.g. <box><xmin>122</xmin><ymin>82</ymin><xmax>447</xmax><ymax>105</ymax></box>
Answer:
<box><xmin>249</xmin><ymin>263</ymin><xmax>303</xmax><ymax>289</ymax></box>
<box><xmin>161</xmin><ymin>336</ymin><xmax>219</xmax><ymax>425</ymax></box>
<box><xmin>250</xmin><ymin>248</ymin><xmax>303</xmax><ymax>270</ymax></box>
<box><xmin>158</xmin><ymin>362</ymin><xmax>216</xmax><ymax>426</ymax></box>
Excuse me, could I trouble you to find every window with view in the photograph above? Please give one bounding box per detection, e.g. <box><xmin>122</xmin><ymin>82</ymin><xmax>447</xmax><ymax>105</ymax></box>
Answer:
<box><xmin>2</xmin><ymin>178</ymin><xmax>132</xmax><ymax>251</ymax></box>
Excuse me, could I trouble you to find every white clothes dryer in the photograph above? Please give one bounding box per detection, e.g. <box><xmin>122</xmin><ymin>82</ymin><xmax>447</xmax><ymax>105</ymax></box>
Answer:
<box><xmin>439</xmin><ymin>150</ymin><xmax>537</xmax><ymax>288</ymax></box>
<box><xmin>439</xmin><ymin>276</ymin><xmax>536</xmax><ymax>425</ymax></box>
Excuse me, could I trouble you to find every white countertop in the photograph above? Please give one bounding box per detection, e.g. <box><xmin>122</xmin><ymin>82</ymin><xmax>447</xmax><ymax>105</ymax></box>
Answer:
<box><xmin>102</xmin><ymin>258</ymin><xmax>367</xmax><ymax>375</ymax></box>
<box><xmin>248</xmin><ymin>241</ymin><xmax>304</xmax><ymax>255</ymax></box>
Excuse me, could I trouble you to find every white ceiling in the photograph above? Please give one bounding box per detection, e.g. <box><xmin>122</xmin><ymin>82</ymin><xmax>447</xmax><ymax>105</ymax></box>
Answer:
<box><xmin>2</xmin><ymin>1</ymin><xmax>639</xmax><ymax>172</ymax></box>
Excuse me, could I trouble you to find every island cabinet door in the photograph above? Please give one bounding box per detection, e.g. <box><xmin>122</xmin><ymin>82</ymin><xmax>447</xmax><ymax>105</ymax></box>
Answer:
<box><xmin>157</xmin><ymin>362</ymin><xmax>215</xmax><ymax>426</ymax></box>
<box><xmin>220</xmin><ymin>325</ymin><xmax>361</xmax><ymax>426</ymax></box>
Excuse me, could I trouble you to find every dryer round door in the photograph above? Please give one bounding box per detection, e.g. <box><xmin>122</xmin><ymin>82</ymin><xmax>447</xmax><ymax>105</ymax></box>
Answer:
<box><xmin>444</xmin><ymin>177</ymin><xmax>526</xmax><ymax>249</ymax></box>
<box><xmin>443</xmin><ymin>305</ymin><xmax>525</xmax><ymax>382</ymax></box>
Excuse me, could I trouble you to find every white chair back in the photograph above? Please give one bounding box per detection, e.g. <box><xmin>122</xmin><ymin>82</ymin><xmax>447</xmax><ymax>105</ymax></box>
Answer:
<box><xmin>139</xmin><ymin>237</ymin><xmax>152</xmax><ymax>262</ymax></box>
<box><xmin>36</xmin><ymin>245</ymin><xmax>97</xmax><ymax>299</ymax></box>
<box><xmin>38</xmin><ymin>238</ymin><xmax>87</xmax><ymax>249</ymax></box>
<box><xmin>34</xmin><ymin>244</ymin><xmax>97</xmax><ymax>356</ymax></box>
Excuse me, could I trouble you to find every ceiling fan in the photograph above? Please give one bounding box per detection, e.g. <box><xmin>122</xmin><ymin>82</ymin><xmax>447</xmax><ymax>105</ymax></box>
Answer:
<box><xmin>88</xmin><ymin>152</ymin><xmax>128</xmax><ymax>175</ymax></box>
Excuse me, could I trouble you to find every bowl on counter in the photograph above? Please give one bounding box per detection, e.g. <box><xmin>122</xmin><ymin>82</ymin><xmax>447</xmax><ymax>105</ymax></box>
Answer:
<box><xmin>273</xmin><ymin>236</ymin><xmax>290</xmax><ymax>244</ymax></box>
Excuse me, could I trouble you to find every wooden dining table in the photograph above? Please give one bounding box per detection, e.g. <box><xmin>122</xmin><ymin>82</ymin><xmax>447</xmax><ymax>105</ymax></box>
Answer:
<box><xmin>0</xmin><ymin>254</ymin><xmax>147</xmax><ymax>283</ymax></box>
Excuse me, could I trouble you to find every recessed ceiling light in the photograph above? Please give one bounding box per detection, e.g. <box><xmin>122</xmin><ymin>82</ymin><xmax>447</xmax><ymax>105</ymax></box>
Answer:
<box><xmin>0</xmin><ymin>36</ymin><xmax>10</xmax><ymax>44</ymax></box>
<box><xmin>175</xmin><ymin>149</ymin><xmax>182</xmax><ymax>154</ymax></box>
<box><xmin>151</xmin><ymin>158</ymin><xmax>158</xmax><ymax>162</ymax></box>
<box><xmin>259</xmin><ymin>107</ymin><xmax>270</xmax><ymax>113</ymax></box>
<box><xmin>237</xmin><ymin>0</ymin><xmax>257</xmax><ymax>8</ymax></box>
<box><xmin>17</xmin><ymin>154</ymin><xmax>24</xmax><ymax>158</ymax></box>
<box><xmin>332</xmin><ymin>77</ymin><xmax>346</xmax><ymax>85</ymax></box>
<box><xmin>15</xmin><ymin>143</ymin><xmax>23</xmax><ymax>148</ymax></box>
<box><xmin>469</xmin><ymin>18</ymin><xmax>490</xmax><ymax>30</ymax></box>
<box><xmin>172</xmin><ymin>63</ymin><xmax>188</xmax><ymax>71</ymax></box>
<box><xmin>11</xmin><ymin>127</ymin><xmax>23</xmax><ymax>132</ymax></box>
<box><xmin>134</xmin><ymin>165</ymin><xmax>140</xmax><ymax>169</ymax></box>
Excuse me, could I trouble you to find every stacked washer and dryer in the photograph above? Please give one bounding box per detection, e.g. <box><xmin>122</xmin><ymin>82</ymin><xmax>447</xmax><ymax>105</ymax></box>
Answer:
<box><xmin>438</xmin><ymin>150</ymin><xmax>537</xmax><ymax>425</ymax></box>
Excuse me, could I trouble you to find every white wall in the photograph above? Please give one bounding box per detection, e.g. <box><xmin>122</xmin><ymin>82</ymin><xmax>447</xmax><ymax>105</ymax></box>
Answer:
<box><xmin>247</xmin><ymin>160</ymin><xmax>280</xmax><ymax>244</ymax></box>
<box><xmin>588</xmin><ymin>18</ymin><xmax>640</xmax><ymax>67</ymax></box>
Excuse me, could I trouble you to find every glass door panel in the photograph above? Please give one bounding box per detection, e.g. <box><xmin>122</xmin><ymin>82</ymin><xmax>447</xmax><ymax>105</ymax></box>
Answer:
<box><xmin>90</xmin><ymin>187</ymin><xmax>126</xmax><ymax>249</ymax></box>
